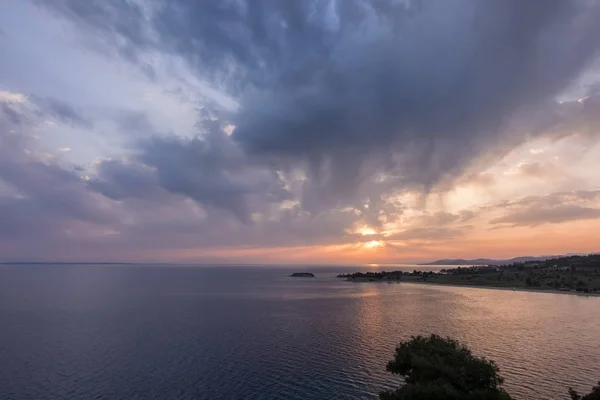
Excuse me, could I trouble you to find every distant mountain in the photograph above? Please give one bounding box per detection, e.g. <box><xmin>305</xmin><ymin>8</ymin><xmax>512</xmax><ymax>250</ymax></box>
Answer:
<box><xmin>419</xmin><ymin>255</ymin><xmax>574</xmax><ymax>266</ymax></box>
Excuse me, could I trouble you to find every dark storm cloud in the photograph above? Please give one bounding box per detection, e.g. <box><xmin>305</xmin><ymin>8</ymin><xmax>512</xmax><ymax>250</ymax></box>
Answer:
<box><xmin>36</xmin><ymin>0</ymin><xmax>600</xmax><ymax>205</ymax></box>
<box><xmin>231</xmin><ymin>0</ymin><xmax>600</xmax><ymax>195</ymax></box>
<box><xmin>138</xmin><ymin>135</ymin><xmax>291</xmax><ymax>223</ymax></box>
<box><xmin>89</xmin><ymin>118</ymin><xmax>293</xmax><ymax>223</ymax></box>
<box><xmin>87</xmin><ymin>159</ymin><xmax>165</xmax><ymax>202</ymax></box>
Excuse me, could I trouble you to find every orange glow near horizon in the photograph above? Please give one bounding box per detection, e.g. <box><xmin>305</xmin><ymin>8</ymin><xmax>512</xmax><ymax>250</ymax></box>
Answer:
<box><xmin>78</xmin><ymin>209</ymin><xmax>600</xmax><ymax>265</ymax></box>
<box><xmin>149</xmin><ymin>217</ymin><xmax>600</xmax><ymax>265</ymax></box>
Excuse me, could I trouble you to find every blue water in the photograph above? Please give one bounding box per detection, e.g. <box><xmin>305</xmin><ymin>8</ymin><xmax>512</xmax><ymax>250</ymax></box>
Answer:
<box><xmin>0</xmin><ymin>264</ymin><xmax>599</xmax><ymax>399</ymax></box>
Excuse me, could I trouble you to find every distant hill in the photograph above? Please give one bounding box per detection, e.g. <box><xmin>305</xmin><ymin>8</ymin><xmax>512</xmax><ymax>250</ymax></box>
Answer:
<box><xmin>419</xmin><ymin>255</ymin><xmax>581</xmax><ymax>266</ymax></box>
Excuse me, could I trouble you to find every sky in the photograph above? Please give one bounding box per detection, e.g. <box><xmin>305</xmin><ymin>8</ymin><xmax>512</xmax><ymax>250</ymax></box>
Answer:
<box><xmin>1</xmin><ymin>0</ymin><xmax>600</xmax><ymax>264</ymax></box>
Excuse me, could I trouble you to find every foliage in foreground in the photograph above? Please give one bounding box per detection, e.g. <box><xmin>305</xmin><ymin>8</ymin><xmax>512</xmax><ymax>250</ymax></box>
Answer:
<box><xmin>569</xmin><ymin>382</ymin><xmax>600</xmax><ymax>400</ymax></box>
<box><xmin>380</xmin><ymin>334</ymin><xmax>598</xmax><ymax>400</ymax></box>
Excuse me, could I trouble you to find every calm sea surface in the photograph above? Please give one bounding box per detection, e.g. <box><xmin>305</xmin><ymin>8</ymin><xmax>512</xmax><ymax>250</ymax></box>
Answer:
<box><xmin>0</xmin><ymin>264</ymin><xmax>599</xmax><ymax>400</ymax></box>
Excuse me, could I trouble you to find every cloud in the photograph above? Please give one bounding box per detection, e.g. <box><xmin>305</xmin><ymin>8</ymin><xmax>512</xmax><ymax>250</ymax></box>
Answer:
<box><xmin>529</xmin><ymin>148</ymin><xmax>546</xmax><ymax>155</ymax></box>
<box><xmin>2</xmin><ymin>0</ymin><xmax>600</xmax><ymax>261</ymax></box>
<box><xmin>87</xmin><ymin>159</ymin><xmax>166</xmax><ymax>202</ymax></box>
<box><xmin>36</xmin><ymin>1</ymin><xmax>600</xmax><ymax>202</ymax></box>
<box><xmin>489</xmin><ymin>190</ymin><xmax>600</xmax><ymax>227</ymax></box>
<box><xmin>0</xmin><ymin>78</ymin><xmax>359</xmax><ymax>259</ymax></box>
<box><xmin>0</xmin><ymin>99</ymin><xmax>357</xmax><ymax>259</ymax></box>
<box><xmin>1</xmin><ymin>103</ymin><xmax>25</xmax><ymax>125</ymax></box>
<box><xmin>388</xmin><ymin>227</ymin><xmax>466</xmax><ymax>241</ymax></box>
<box><xmin>34</xmin><ymin>0</ymin><xmax>155</xmax><ymax>65</ymax></box>
<box><xmin>229</xmin><ymin>1</ymin><xmax>600</xmax><ymax>192</ymax></box>
<box><xmin>134</xmin><ymin>120</ymin><xmax>293</xmax><ymax>223</ymax></box>
<box><xmin>32</xmin><ymin>2</ymin><xmax>600</xmax><ymax>224</ymax></box>
<box><xmin>458</xmin><ymin>172</ymin><xmax>497</xmax><ymax>188</ymax></box>
<box><xmin>86</xmin><ymin>150</ymin><xmax>362</xmax><ymax>251</ymax></box>
<box><xmin>536</xmin><ymin>94</ymin><xmax>600</xmax><ymax>140</ymax></box>
<box><xmin>0</xmin><ymin>90</ymin><xmax>27</xmax><ymax>103</ymax></box>
<box><xmin>112</xmin><ymin>110</ymin><xmax>159</xmax><ymax>137</ymax></box>
<box><xmin>490</xmin><ymin>205</ymin><xmax>600</xmax><ymax>227</ymax></box>
<box><xmin>0</xmin><ymin>90</ymin><xmax>94</xmax><ymax>128</ymax></box>
<box><xmin>503</xmin><ymin>161</ymin><xmax>559</xmax><ymax>179</ymax></box>
<box><xmin>33</xmin><ymin>96</ymin><xmax>94</xmax><ymax>128</ymax></box>
<box><xmin>0</xmin><ymin>104</ymin><xmax>116</xmax><ymax>243</ymax></box>
<box><xmin>0</xmin><ymin>91</ymin><xmax>31</xmax><ymax>125</ymax></box>
<box><xmin>382</xmin><ymin>209</ymin><xmax>475</xmax><ymax>242</ymax></box>
<box><xmin>417</xmin><ymin>211</ymin><xmax>461</xmax><ymax>226</ymax></box>
<box><xmin>515</xmin><ymin>162</ymin><xmax>549</xmax><ymax>178</ymax></box>
<box><xmin>508</xmin><ymin>190</ymin><xmax>600</xmax><ymax>208</ymax></box>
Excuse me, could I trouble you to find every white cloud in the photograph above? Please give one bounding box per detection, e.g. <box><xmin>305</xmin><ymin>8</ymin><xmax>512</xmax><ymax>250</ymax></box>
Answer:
<box><xmin>223</xmin><ymin>124</ymin><xmax>236</xmax><ymax>136</ymax></box>
<box><xmin>0</xmin><ymin>90</ymin><xmax>27</xmax><ymax>103</ymax></box>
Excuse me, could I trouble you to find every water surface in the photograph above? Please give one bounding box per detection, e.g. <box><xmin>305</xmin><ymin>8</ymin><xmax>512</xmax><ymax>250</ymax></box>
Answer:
<box><xmin>0</xmin><ymin>264</ymin><xmax>598</xmax><ymax>399</ymax></box>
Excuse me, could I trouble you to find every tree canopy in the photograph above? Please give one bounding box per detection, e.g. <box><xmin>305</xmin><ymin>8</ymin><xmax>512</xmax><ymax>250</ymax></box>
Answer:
<box><xmin>380</xmin><ymin>334</ymin><xmax>598</xmax><ymax>400</ymax></box>
<box><xmin>569</xmin><ymin>382</ymin><xmax>600</xmax><ymax>400</ymax></box>
<box><xmin>380</xmin><ymin>334</ymin><xmax>511</xmax><ymax>400</ymax></box>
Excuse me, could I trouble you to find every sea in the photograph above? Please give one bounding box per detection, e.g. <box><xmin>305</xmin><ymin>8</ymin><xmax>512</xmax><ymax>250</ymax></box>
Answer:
<box><xmin>0</xmin><ymin>264</ymin><xmax>598</xmax><ymax>400</ymax></box>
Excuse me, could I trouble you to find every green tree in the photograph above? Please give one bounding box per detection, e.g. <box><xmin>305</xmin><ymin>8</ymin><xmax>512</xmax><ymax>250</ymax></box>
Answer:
<box><xmin>379</xmin><ymin>335</ymin><xmax>512</xmax><ymax>400</ymax></box>
<box><xmin>526</xmin><ymin>276</ymin><xmax>533</xmax><ymax>287</ymax></box>
<box><xmin>569</xmin><ymin>382</ymin><xmax>600</xmax><ymax>400</ymax></box>
<box><xmin>380</xmin><ymin>335</ymin><xmax>599</xmax><ymax>400</ymax></box>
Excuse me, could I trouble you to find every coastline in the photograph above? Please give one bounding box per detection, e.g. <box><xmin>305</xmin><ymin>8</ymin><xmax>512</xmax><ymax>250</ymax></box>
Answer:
<box><xmin>394</xmin><ymin>280</ymin><xmax>600</xmax><ymax>297</ymax></box>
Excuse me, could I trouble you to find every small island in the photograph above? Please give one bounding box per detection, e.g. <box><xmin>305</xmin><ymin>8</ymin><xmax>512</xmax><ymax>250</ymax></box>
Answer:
<box><xmin>290</xmin><ymin>272</ymin><xmax>315</xmax><ymax>277</ymax></box>
<box><xmin>338</xmin><ymin>254</ymin><xmax>600</xmax><ymax>294</ymax></box>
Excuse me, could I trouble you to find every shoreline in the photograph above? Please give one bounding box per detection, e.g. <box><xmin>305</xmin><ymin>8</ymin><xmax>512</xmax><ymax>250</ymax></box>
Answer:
<box><xmin>392</xmin><ymin>280</ymin><xmax>600</xmax><ymax>297</ymax></box>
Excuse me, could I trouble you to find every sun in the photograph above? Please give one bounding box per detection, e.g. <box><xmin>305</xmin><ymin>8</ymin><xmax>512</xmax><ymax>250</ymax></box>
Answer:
<box><xmin>364</xmin><ymin>240</ymin><xmax>384</xmax><ymax>249</ymax></box>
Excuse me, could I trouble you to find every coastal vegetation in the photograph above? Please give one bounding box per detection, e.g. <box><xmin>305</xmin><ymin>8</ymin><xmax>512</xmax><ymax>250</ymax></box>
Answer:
<box><xmin>380</xmin><ymin>335</ymin><xmax>600</xmax><ymax>400</ymax></box>
<box><xmin>290</xmin><ymin>272</ymin><xmax>315</xmax><ymax>277</ymax></box>
<box><xmin>338</xmin><ymin>254</ymin><xmax>600</xmax><ymax>293</ymax></box>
